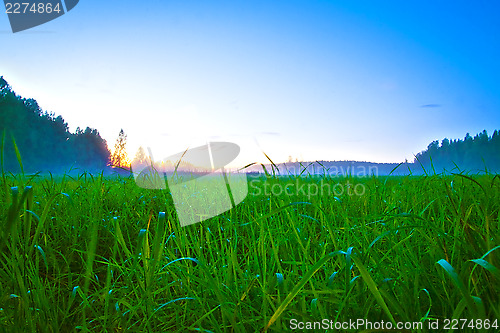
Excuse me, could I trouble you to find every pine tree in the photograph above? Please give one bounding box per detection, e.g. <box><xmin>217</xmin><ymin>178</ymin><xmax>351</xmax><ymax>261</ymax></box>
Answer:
<box><xmin>134</xmin><ymin>146</ymin><xmax>147</xmax><ymax>164</ymax></box>
<box><xmin>111</xmin><ymin>129</ymin><xmax>129</xmax><ymax>168</ymax></box>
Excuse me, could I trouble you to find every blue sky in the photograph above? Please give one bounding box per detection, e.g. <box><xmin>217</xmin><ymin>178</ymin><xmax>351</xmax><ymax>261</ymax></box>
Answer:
<box><xmin>1</xmin><ymin>0</ymin><xmax>499</xmax><ymax>165</ymax></box>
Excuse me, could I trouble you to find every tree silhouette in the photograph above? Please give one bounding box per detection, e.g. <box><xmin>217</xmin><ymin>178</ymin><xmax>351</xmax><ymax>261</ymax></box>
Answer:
<box><xmin>133</xmin><ymin>146</ymin><xmax>148</xmax><ymax>164</ymax></box>
<box><xmin>0</xmin><ymin>76</ymin><xmax>110</xmax><ymax>172</ymax></box>
<box><xmin>111</xmin><ymin>129</ymin><xmax>129</xmax><ymax>169</ymax></box>
<box><xmin>414</xmin><ymin>129</ymin><xmax>500</xmax><ymax>172</ymax></box>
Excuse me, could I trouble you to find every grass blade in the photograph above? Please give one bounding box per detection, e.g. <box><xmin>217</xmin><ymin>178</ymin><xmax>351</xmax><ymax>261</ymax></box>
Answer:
<box><xmin>352</xmin><ymin>255</ymin><xmax>396</xmax><ymax>325</ymax></box>
<box><xmin>263</xmin><ymin>250</ymin><xmax>344</xmax><ymax>331</ymax></box>
<box><xmin>436</xmin><ymin>259</ymin><xmax>478</xmax><ymax>317</ymax></box>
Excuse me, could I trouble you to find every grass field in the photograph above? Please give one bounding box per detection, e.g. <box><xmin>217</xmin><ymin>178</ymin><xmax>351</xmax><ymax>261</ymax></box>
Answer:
<box><xmin>0</xmin><ymin>170</ymin><xmax>499</xmax><ymax>332</ymax></box>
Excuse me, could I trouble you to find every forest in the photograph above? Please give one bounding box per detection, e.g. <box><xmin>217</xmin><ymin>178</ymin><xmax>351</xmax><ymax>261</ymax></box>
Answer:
<box><xmin>414</xmin><ymin>130</ymin><xmax>500</xmax><ymax>173</ymax></box>
<box><xmin>0</xmin><ymin>76</ymin><xmax>110</xmax><ymax>173</ymax></box>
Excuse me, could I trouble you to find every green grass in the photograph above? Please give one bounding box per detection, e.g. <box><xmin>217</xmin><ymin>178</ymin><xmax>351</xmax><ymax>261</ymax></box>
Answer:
<box><xmin>0</xmin><ymin>171</ymin><xmax>499</xmax><ymax>332</ymax></box>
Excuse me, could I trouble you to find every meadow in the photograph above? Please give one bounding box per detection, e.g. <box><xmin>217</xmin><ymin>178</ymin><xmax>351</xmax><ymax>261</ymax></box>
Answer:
<box><xmin>0</xmin><ymin>169</ymin><xmax>499</xmax><ymax>332</ymax></box>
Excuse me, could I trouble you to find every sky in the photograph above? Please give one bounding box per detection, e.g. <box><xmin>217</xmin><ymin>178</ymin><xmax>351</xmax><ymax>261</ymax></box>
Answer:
<box><xmin>1</xmin><ymin>0</ymin><xmax>500</xmax><ymax>167</ymax></box>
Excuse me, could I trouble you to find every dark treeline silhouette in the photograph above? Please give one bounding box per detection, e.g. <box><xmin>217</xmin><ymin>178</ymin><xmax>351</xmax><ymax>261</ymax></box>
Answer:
<box><xmin>415</xmin><ymin>130</ymin><xmax>500</xmax><ymax>173</ymax></box>
<box><xmin>0</xmin><ymin>76</ymin><xmax>110</xmax><ymax>173</ymax></box>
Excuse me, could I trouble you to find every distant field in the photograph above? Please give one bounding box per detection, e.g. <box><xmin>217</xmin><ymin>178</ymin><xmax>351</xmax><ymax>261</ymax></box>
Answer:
<box><xmin>0</xmin><ymin>172</ymin><xmax>499</xmax><ymax>332</ymax></box>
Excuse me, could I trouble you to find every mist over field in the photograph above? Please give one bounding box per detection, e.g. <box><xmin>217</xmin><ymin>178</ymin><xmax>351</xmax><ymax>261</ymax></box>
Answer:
<box><xmin>2</xmin><ymin>76</ymin><xmax>500</xmax><ymax>176</ymax></box>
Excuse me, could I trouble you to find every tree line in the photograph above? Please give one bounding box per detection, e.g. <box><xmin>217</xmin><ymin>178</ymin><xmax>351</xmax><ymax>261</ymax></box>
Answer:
<box><xmin>1</xmin><ymin>75</ymin><xmax>499</xmax><ymax>174</ymax></box>
<box><xmin>414</xmin><ymin>130</ymin><xmax>500</xmax><ymax>173</ymax></box>
<box><xmin>0</xmin><ymin>76</ymin><xmax>110</xmax><ymax>173</ymax></box>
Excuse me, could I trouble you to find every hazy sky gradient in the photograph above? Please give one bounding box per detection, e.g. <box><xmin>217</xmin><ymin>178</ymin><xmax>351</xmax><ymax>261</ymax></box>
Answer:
<box><xmin>1</xmin><ymin>0</ymin><xmax>499</xmax><ymax>165</ymax></box>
